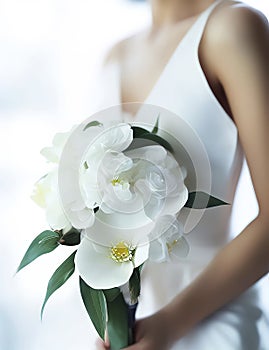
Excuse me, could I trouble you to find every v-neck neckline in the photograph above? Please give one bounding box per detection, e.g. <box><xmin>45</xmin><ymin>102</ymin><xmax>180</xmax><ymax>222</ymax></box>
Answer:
<box><xmin>118</xmin><ymin>1</ymin><xmax>220</xmax><ymax>120</ymax></box>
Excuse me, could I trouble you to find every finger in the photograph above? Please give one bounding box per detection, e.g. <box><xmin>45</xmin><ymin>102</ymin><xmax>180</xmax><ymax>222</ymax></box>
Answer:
<box><xmin>95</xmin><ymin>337</ymin><xmax>110</xmax><ymax>349</ymax></box>
<box><xmin>104</xmin><ymin>329</ymin><xmax>110</xmax><ymax>347</ymax></box>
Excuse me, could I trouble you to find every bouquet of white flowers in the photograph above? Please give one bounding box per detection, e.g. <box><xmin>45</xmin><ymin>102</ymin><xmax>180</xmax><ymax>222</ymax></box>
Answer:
<box><xmin>18</xmin><ymin>110</ymin><xmax>227</xmax><ymax>349</ymax></box>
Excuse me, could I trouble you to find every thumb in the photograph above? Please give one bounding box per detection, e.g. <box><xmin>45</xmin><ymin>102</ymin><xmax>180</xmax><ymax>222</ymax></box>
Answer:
<box><xmin>95</xmin><ymin>338</ymin><xmax>110</xmax><ymax>350</ymax></box>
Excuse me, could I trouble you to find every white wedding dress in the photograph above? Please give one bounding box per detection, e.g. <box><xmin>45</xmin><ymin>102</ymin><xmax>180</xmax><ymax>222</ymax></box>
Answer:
<box><xmin>91</xmin><ymin>1</ymin><xmax>269</xmax><ymax>349</ymax></box>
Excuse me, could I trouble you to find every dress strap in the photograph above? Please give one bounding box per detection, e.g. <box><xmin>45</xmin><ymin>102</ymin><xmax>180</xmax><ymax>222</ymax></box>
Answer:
<box><xmin>184</xmin><ymin>0</ymin><xmax>224</xmax><ymax>51</ymax></box>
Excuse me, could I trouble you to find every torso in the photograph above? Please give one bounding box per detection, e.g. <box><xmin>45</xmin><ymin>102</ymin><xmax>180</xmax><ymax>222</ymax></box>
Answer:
<box><xmin>97</xmin><ymin>3</ymin><xmax>269</xmax><ymax>348</ymax></box>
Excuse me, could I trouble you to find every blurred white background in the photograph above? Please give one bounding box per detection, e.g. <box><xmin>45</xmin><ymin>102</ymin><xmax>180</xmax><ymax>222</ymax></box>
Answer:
<box><xmin>0</xmin><ymin>1</ymin><xmax>268</xmax><ymax>349</ymax></box>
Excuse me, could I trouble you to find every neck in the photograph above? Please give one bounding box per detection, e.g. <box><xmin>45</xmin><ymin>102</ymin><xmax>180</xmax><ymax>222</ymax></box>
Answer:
<box><xmin>149</xmin><ymin>0</ymin><xmax>216</xmax><ymax>27</ymax></box>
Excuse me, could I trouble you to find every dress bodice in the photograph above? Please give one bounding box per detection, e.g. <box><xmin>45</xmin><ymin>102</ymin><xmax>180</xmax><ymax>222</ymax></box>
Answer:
<box><xmin>93</xmin><ymin>0</ymin><xmax>248</xmax><ymax>259</ymax></box>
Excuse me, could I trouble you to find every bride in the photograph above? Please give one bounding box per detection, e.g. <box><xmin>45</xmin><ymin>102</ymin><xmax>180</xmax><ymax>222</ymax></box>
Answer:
<box><xmin>98</xmin><ymin>0</ymin><xmax>269</xmax><ymax>349</ymax></box>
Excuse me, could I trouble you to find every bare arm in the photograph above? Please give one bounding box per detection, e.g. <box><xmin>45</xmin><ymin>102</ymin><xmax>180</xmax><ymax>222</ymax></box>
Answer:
<box><xmin>123</xmin><ymin>6</ymin><xmax>269</xmax><ymax>350</ymax></box>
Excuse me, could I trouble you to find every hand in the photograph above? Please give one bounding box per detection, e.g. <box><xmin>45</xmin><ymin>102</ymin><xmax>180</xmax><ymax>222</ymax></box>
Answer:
<box><xmin>122</xmin><ymin>310</ymin><xmax>175</xmax><ymax>350</ymax></box>
<box><xmin>96</xmin><ymin>309</ymin><xmax>175</xmax><ymax>350</ymax></box>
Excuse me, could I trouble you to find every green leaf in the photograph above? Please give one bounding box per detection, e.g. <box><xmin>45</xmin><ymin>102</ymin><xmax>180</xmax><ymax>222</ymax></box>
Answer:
<box><xmin>131</xmin><ymin>115</ymin><xmax>173</xmax><ymax>152</ymax></box>
<box><xmin>83</xmin><ymin>120</ymin><xmax>103</xmax><ymax>131</ymax></box>
<box><xmin>138</xmin><ymin>263</ymin><xmax>144</xmax><ymax>273</ymax></box>
<box><xmin>17</xmin><ymin>230</ymin><xmax>60</xmax><ymax>272</ymax></box>
<box><xmin>41</xmin><ymin>251</ymin><xmax>76</xmax><ymax>318</ymax></box>
<box><xmin>102</xmin><ymin>287</ymin><xmax>121</xmax><ymax>302</ymax></box>
<box><xmin>131</xmin><ymin>126</ymin><xmax>150</xmax><ymax>138</ymax></box>
<box><xmin>129</xmin><ymin>266</ymin><xmax>141</xmax><ymax>304</ymax></box>
<box><xmin>151</xmin><ymin>114</ymin><xmax>160</xmax><ymax>134</ymax></box>
<box><xmin>103</xmin><ymin>290</ymin><xmax>129</xmax><ymax>350</ymax></box>
<box><xmin>131</xmin><ymin>124</ymin><xmax>173</xmax><ymax>153</ymax></box>
<box><xmin>59</xmin><ymin>228</ymin><xmax>81</xmax><ymax>246</ymax></box>
<box><xmin>184</xmin><ymin>191</ymin><xmax>229</xmax><ymax>209</ymax></box>
<box><xmin>79</xmin><ymin>278</ymin><xmax>106</xmax><ymax>340</ymax></box>
<box><xmin>138</xmin><ymin>133</ymin><xmax>174</xmax><ymax>153</ymax></box>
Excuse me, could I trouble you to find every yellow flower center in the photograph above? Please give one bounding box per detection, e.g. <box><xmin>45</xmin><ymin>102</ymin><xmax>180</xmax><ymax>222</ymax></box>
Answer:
<box><xmin>110</xmin><ymin>241</ymin><xmax>135</xmax><ymax>263</ymax></box>
<box><xmin>111</xmin><ymin>176</ymin><xmax>123</xmax><ymax>186</ymax></box>
<box><xmin>166</xmin><ymin>239</ymin><xmax>179</xmax><ymax>254</ymax></box>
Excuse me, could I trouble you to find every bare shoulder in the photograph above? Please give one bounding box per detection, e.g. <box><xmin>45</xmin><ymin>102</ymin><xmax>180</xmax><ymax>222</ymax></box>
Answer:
<box><xmin>200</xmin><ymin>0</ymin><xmax>269</xmax><ymax>87</ymax></box>
<box><xmin>204</xmin><ymin>1</ymin><xmax>268</xmax><ymax>52</ymax></box>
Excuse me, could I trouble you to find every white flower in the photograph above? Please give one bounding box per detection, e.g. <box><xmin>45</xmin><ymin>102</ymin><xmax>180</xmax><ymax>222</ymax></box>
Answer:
<box><xmin>125</xmin><ymin>146</ymin><xmax>188</xmax><ymax>219</ymax></box>
<box><xmin>148</xmin><ymin>215</ymin><xmax>189</xmax><ymax>263</ymax></box>
<box><xmin>75</xmin><ymin>214</ymin><xmax>188</xmax><ymax>288</ymax></box>
<box><xmin>68</xmin><ymin>200</ymin><xmax>95</xmax><ymax>230</ymax></box>
<box><xmin>76</xmin><ymin>227</ymin><xmax>149</xmax><ymax>289</ymax></box>
<box><xmin>41</xmin><ymin>128</ymin><xmax>75</xmax><ymax>163</ymax></box>
<box><xmin>72</xmin><ymin>122</ymin><xmax>190</xmax><ymax>288</ymax></box>
<box><xmin>35</xmin><ymin>123</ymin><xmax>133</xmax><ymax>232</ymax></box>
<box><xmin>67</xmin><ymin>123</ymin><xmax>134</xmax><ymax>228</ymax></box>
<box><xmin>31</xmin><ymin>169</ymin><xmax>71</xmax><ymax>231</ymax></box>
<box><xmin>90</xmin><ymin>122</ymin><xmax>133</xmax><ymax>154</ymax></box>
<box><xmin>32</xmin><ymin>127</ymin><xmax>75</xmax><ymax>231</ymax></box>
<box><xmin>81</xmin><ymin>144</ymin><xmax>188</xmax><ymax>229</ymax></box>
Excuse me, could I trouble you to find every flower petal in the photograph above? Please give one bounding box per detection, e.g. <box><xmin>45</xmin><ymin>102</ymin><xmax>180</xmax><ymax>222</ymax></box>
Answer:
<box><xmin>170</xmin><ymin>236</ymin><xmax>190</xmax><ymax>261</ymax></box>
<box><xmin>148</xmin><ymin>239</ymin><xmax>167</xmax><ymax>263</ymax></box>
<box><xmin>133</xmin><ymin>243</ymin><xmax>149</xmax><ymax>267</ymax></box>
<box><xmin>148</xmin><ymin>215</ymin><xmax>188</xmax><ymax>263</ymax></box>
<box><xmin>31</xmin><ymin>175</ymin><xmax>50</xmax><ymax>208</ymax></box>
<box><xmin>31</xmin><ymin>169</ymin><xmax>71</xmax><ymax>231</ymax></box>
<box><xmin>76</xmin><ymin>237</ymin><xmax>134</xmax><ymax>289</ymax></box>
<box><xmin>69</xmin><ymin>207</ymin><xmax>95</xmax><ymax>230</ymax></box>
<box><xmin>46</xmin><ymin>196</ymin><xmax>71</xmax><ymax>230</ymax></box>
<box><xmin>84</xmin><ymin>210</ymin><xmax>154</xmax><ymax>247</ymax></box>
<box><xmin>99</xmin><ymin>123</ymin><xmax>133</xmax><ymax>152</ymax></box>
<box><xmin>40</xmin><ymin>127</ymin><xmax>75</xmax><ymax>163</ymax></box>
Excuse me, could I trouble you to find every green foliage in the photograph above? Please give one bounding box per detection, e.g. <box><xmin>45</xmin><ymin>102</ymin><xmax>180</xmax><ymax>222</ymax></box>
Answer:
<box><xmin>79</xmin><ymin>278</ymin><xmax>106</xmax><ymax>340</ymax></box>
<box><xmin>138</xmin><ymin>133</ymin><xmax>173</xmax><ymax>152</ymax></box>
<box><xmin>131</xmin><ymin>126</ymin><xmax>149</xmax><ymax>138</ymax></box>
<box><xmin>41</xmin><ymin>251</ymin><xmax>76</xmax><ymax>318</ymax></box>
<box><xmin>185</xmin><ymin>191</ymin><xmax>229</xmax><ymax>209</ymax></box>
<box><xmin>131</xmin><ymin>116</ymin><xmax>173</xmax><ymax>153</ymax></box>
<box><xmin>59</xmin><ymin>228</ymin><xmax>81</xmax><ymax>246</ymax></box>
<box><xmin>102</xmin><ymin>287</ymin><xmax>121</xmax><ymax>302</ymax></box>
<box><xmin>103</xmin><ymin>290</ymin><xmax>129</xmax><ymax>350</ymax></box>
<box><xmin>17</xmin><ymin>230</ymin><xmax>60</xmax><ymax>272</ymax></box>
<box><xmin>151</xmin><ymin>114</ymin><xmax>160</xmax><ymax>134</ymax></box>
<box><xmin>129</xmin><ymin>266</ymin><xmax>141</xmax><ymax>304</ymax></box>
<box><xmin>83</xmin><ymin>120</ymin><xmax>103</xmax><ymax>131</ymax></box>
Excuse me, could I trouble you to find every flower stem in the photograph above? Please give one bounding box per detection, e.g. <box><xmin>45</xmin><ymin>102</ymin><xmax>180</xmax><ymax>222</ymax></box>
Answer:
<box><xmin>127</xmin><ymin>302</ymin><xmax>138</xmax><ymax>345</ymax></box>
